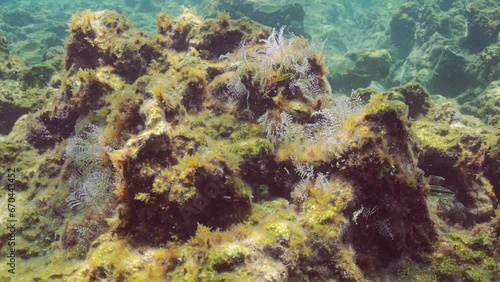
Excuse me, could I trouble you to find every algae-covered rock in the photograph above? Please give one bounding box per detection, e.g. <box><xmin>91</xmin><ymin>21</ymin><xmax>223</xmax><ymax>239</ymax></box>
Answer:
<box><xmin>474</xmin><ymin>43</ymin><xmax>500</xmax><ymax>87</ymax></box>
<box><xmin>398</xmin><ymin>32</ymin><xmax>471</xmax><ymax>97</ymax></box>
<box><xmin>414</xmin><ymin>100</ymin><xmax>497</xmax><ymax>225</ymax></box>
<box><xmin>21</xmin><ymin>63</ymin><xmax>56</xmax><ymax>89</ymax></box>
<box><xmin>332</xmin><ymin>48</ymin><xmax>391</xmax><ymax>90</ymax></box>
<box><xmin>426</xmin><ymin>232</ymin><xmax>499</xmax><ymax>281</ymax></box>
<box><xmin>113</xmin><ymin>125</ymin><xmax>253</xmax><ymax>243</ymax></box>
<box><xmin>461</xmin><ymin>80</ymin><xmax>500</xmax><ymax>127</ymax></box>
<box><xmin>351</xmin><ymin>82</ymin><xmax>430</xmax><ymax>119</ymax></box>
<box><xmin>189</xmin><ymin>16</ymin><xmax>268</xmax><ymax>60</ymax></box>
<box><xmin>0</xmin><ymin>36</ymin><xmax>53</xmax><ymax>135</ymax></box>
<box><xmin>4</xmin><ymin>8</ymin><xmax>36</xmax><ymax>27</ymax></box>
<box><xmin>392</xmin><ymin>82</ymin><xmax>430</xmax><ymax>118</ymax></box>
<box><xmin>386</xmin><ymin>0</ymin><xmax>499</xmax><ymax>98</ymax></box>
<box><xmin>484</xmin><ymin>132</ymin><xmax>500</xmax><ymax>200</ymax></box>
<box><xmin>66</xmin><ymin>10</ymin><xmax>157</xmax><ymax>83</ymax></box>
<box><xmin>341</xmin><ymin>95</ymin><xmax>437</xmax><ymax>264</ymax></box>
<box><xmin>427</xmin><ymin>45</ymin><xmax>471</xmax><ymax>96</ymax></box>
<box><xmin>3</xmin><ymin>7</ymin><xmax>499</xmax><ymax>282</ymax></box>
<box><xmin>462</xmin><ymin>0</ymin><xmax>500</xmax><ymax>53</ymax></box>
<box><xmin>390</xmin><ymin>3</ymin><xmax>417</xmax><ymax>57</ymax></box>
<box><xmin>0</xmin><ymin>95</ymin><xmax>30</xmax><ymax>135</ymax></box>
<box><xmin>207</xmin><ymin>0</ymin><xmax>306</xmax><ymax>36</ymax></box>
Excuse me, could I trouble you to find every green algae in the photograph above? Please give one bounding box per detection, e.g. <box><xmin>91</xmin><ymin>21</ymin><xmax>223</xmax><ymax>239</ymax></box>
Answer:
<box><xmin>0</xmin><ymin>5</ymin><xmax>499</xmax><ymax>282</ymax></box>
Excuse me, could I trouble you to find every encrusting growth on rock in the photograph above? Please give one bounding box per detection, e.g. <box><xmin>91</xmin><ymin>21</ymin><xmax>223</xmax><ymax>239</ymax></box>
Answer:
<box><xmin>0</xmin><ymin>6</ymin><xmax>497</xmax><ymax>282</ymax></box>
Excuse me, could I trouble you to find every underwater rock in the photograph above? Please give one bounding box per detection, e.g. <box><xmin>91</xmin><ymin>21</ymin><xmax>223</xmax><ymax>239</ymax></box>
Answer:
<box><xmin>0</xmin><ymin>97</ymin><xmax>30</xmax><ymax>135</ymax></box>
<box><xmin>0</xmin><ymin>37</ymin><xmax>53</xmax><ymax>135</ymax></box>
<box><xmin>66</xmin><ymin>10</ymin><xmax>157</xmax><ymax>83</ymax></box>
<box><xmin>461</xmin><ymin>0</ymin><xmax>500</xmax><ymax>53</ymax></box>
<box><xmin>4</xmin><ymin>7</ymin><xmax>499</xmax><ymax>282</ymax></box>
<box><xmin>438</xmin><ymin>0</ymin><xmax>455</xmax><ymax>11</ymax></box>
<box><xmin>461</xmin><ymin>81</ymin><xmax>500</xmax><ymax>127</ymax></box>
<box><xmin>390</xmin><ymin>4</ymin><xmax>417</xmax><ymax>57</ymax></box>
<box><xmin>386</xmin><ymin>0</ymin><xmax>500</xmax><ymax>98</ymax></box>
<box><xmin>250</xmin><ymin>3</ymin><xmax>305</xmax><ymax>36</ymax></box>
<box><xmin>240</xmin><ymin>155</ymin><xmax>298</xmax><ymax>200</ymax></box>
<box><xmin>113</xmin><ymin>128</ymin><xmax>253</xmax><ymax>244</ymax></box>
<box><xmin>157</xmin><ymin>9</ymin><xmax>268</xmax><ymax>60</ymax></box>
<box><xmin>21</xmin><ymin>63</ymin><xmax>56</xmax><ymax>89</ymax></box>
<box><xmin>413</xmin><ymin>2</ymin><xmax>441</xmax><ymax>45</ymax></box>
<box><xmin>427</xmin><ymin>46</ymin><xmax>471</xmax><ymax>97</ymax></box>
<box><xmin>474</xmin><ymin>44</ymin><xmax>500</xmax><ymax>88</ymax></box>
<box><xmin>26</xmin><ymin>10</ymin><xmax>159</xmax><ymax>149</ymax></box>
<box><xmin>347</xmin><ymin>82</ymin><xmax>430</xmax><ymax>119</ymax></box>
<box><xmin>484</xmin><ymin>132</ymin><xmax>500</xmax><ymax>201</ymax></box>
<box><xmin>42</xmin><ymin>46</ymin><xmax>64</xmax><ymax>62</ymax></box>
<box><xmin>26</xmin><ymin>106</ymin><xmax>79</xmax><ymax>150</ymax></box>
<box><xmin>397</xmin><ymin>32</ymin><xmax>472</xmax><ymax>97</ymax></box>
<box><xmin>41</xmin><ymin>33</ymin><xmax>64</xmax><ymax>50</ymax></box>
<box><xmin>391</xmin><ymin>82</ymin><xmax>430</xmax><ymax>118</ymax></box>
<box><xmin>108</xmin><ymin>98</ymin><xmax>254</xmax><ymax>244</ymax></box>
<box><xmin>207</xmin><ymin>0</ymin><xmax>306</xmax><ymax>36</ymax></box>
<box><xmin>26</xmin><ymin>66</ymin><xmax>115</xmax><ymax>150</ymax></box>
<box><xmin>415</xmin><ymin>101</ymin><xmax>498</xmax><ymax>226</ymax></box>
<box><xmin>3</xmin><ymin>9</ymin><xmax>36</xmax><ymax>27</ymax></box>
<box><xmin>156</xmin><ymin>9</ymin><xmax>199</xmax><ymax>52</ymax></box>
<box><xmin>341</xmin><ymin>96</ymin><xmax>437</xmax><ymax>265</ymax></box>
<box><xmin>0</xmin><ymin>38</ymin><xmax>24</xmax><ymax>80</ymax></box>
<box><xmin>189</xmin><ymin>16</ymin><xmax>267</xmax><ymax>60</ymax></box>
<box><xmin>332</xmin><ymin>49</ymin><xmax>391</xmax><ymax>90</ymax></box>
<box><xmin>0</xmin><ymin>36</ymin><xmax>29</xmax><ymax>135</ymax></box>
<box><xmin>65</xmin><ymin>10</ymin><xmax>129</xmax><ymax>70</ymax></box>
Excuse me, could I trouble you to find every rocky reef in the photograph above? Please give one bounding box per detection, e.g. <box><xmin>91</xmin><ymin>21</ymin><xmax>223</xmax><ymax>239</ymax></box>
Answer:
<box><xmin>0</xmin><ymin>7</ymin><xmax>498</xmax><ymax>282</ymax></box>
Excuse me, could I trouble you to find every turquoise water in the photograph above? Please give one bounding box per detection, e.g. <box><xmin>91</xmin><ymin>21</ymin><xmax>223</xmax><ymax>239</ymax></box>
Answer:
<box><xmin>0</xmin><ymin>0</ymin><xmax>499</xmax><ymax>281</ymax></box>
<box><xmin>2</xmin><ymin>0</ymin><xmax>493</xmax><ymax>97</ymax></box>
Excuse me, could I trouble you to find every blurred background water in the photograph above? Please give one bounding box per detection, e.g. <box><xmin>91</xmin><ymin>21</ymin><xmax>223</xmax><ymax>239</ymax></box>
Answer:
<box><xmin>4</xmin><ymin>0</ymin><xmax>497</xmax><ymax>101</ymax></box>
<box><xmin>0</xmin><ymin>0</ymin><xmax>402</xmax><ymax>64</ymax></box>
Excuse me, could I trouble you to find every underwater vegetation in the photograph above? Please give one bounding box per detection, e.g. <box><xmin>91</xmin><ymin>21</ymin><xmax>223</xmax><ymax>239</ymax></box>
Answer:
<box><xmin>0</xmin><ymin>2</ymin><xmax>498</xmax><ymax>282</ymax></box>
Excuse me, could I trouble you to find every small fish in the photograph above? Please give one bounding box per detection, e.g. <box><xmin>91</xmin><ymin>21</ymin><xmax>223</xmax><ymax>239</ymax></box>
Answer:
<box><xmin>429</xmin><ymin>175</ymin><xmax>445</xmax><ymax>186</ymax></box>
<box><xmin>348</xmin><ymin>71</ymin><xmax>370</xmax><ymax>78</ymax></box>
<box><xmin>276</xmin><ymin>72</ymin><xmax>294</xmax><ymax>82</ymax></box>
<box><xmin>429</xmin><ymin>185</ymin><xmax>455</xmax><ymax>198</ymax></box>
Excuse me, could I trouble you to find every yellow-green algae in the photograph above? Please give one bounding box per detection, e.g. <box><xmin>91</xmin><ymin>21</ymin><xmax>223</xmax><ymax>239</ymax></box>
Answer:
<box><xmin>0</xmin><ymin>8</ymin><xmax>498</xmax><ymax>282</ymax></box>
